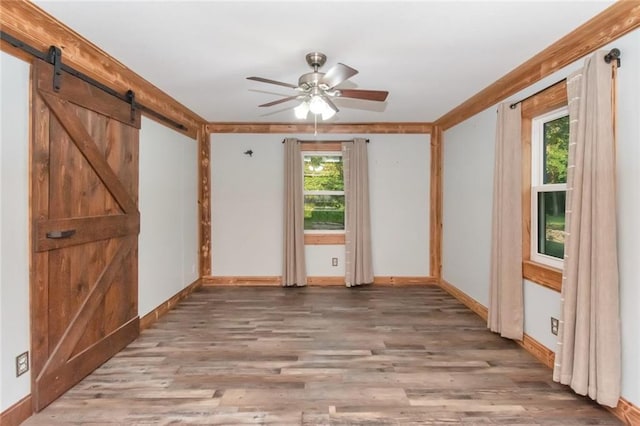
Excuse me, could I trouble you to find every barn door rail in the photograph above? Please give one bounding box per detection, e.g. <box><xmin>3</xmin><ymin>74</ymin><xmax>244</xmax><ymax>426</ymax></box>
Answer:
<box><xmin>1</xmin><ymin>30</ymin><xmax>188</xmax><ymax>132</ymax></box>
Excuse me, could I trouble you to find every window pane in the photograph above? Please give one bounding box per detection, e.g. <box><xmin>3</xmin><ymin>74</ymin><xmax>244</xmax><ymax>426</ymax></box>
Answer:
<box><xmin>304</xmin><ymin>155</ymin><xmax>343</xmax><ymax>191</ymax></box>
<box><xmin>543</xmin><ymin>115</ymin><xmax>569</xmax><ymax>184</ymax></box>
<box><xmin>304</xmin><ymin>194</ymin><xmax>344</xmax><ymax>230</ymax></box>
<box><xmin>537</xmin><ymin>191</ymin><xmax>566</xmax><ymax>259</ymax></box>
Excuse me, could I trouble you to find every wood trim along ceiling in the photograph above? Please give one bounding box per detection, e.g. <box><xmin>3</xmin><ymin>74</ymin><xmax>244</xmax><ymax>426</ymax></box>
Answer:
<box><xmin>201</xmin><ymin>276</ymin><xmax>437</xmax><ymax>286</ymax></box>
<box><xmin>0</xmin><ymin>0</ymin><xmax>206</xmax><ymax>138</ymax></box>
<box><xmin>139</xmin><ymin>279</ymin><xmax>202</xmax><ymax>330</ymax></box>
<box><xmin>437</xmin><ymin>279</ymin><xmax>640</xmax><ymax>426</ymax></box>
<box><xmin>429</xmin><ymin>125</ymin><xmax>443</xmax><ymax>281</ymax></box>
<box><xmin>207</xmin><ymin>122</ymin><xmax>433</xmax><ymax>134</ymax></box>
<box><xmin>435</xmin><ymin>1</ymin><xmax>640</xmax><ymax>130</ymax></box>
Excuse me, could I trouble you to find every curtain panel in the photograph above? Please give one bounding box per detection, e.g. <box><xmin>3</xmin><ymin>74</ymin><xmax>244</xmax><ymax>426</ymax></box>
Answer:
<box><xmin>343</xmin><ymin>138</ymin><xmax>373</xmax><ymax>287</ymax></box>
<box><xmin>488</xmin><ymin>103</ymin><xmax>524</xmax><ymax>340</ymax></box>
<box><xmin>282</xmin><ymin>138</ymin><xmax>306</xmax><ymax>287</ymax></box>
<box><xmin>553</xmin><ymin>51</ymin><xmax>621</xmax><ymax>407</ymax></box>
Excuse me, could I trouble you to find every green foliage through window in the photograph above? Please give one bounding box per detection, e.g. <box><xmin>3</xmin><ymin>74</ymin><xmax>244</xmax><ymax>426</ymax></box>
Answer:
<box><xmin>303</xmin><ymin>154</ymin><xmax>344</xmax><ymax>231</ymax></box>
<box><xmin>543</xmin><ymin>116</ymin><xmax>569</xmax><ymax>184</ymax></box>
<box><xmin>534</xmin><ymin>111</ymin><xmax>569</xmax><ymax>263</ymax></box>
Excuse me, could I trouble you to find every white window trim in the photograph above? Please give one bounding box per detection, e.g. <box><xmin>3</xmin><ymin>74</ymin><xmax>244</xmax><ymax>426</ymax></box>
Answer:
<box><xmin>530</xmin><ymin>106</ymin><xmax>568</xmax><ymax>269</ymax></box>
<box><xmin>302</xmin><ymin>151</ymin><xmax>345</xmax><ymax>234</ymax></box>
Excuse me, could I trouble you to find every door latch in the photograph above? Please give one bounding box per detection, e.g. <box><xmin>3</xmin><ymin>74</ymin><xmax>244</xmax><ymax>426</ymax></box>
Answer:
<box><xmin>46</xmin><ymin>229</ymin><xmax>76</xmax><ymax>239</ymax></box>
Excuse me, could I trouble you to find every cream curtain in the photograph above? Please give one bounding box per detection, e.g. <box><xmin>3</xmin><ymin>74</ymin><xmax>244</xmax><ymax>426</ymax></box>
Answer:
<box><xmin>343</xmin><ymin>138</ymin><xmax>373</xmax><ymax>287</ymax></box>
<box><xmin>282</xmin><ymin>138</ymin><xmax>306</xmax><ymax>287</ymax></box>
<box><xmin>553</xmin><ymin>51</ymin><xmax>620</xmax><ymax>407</ymax></box>
<box><xmin>488</xmin><ymin>103</ymin><xmax>523</xmax><ymax>340</ymax></box>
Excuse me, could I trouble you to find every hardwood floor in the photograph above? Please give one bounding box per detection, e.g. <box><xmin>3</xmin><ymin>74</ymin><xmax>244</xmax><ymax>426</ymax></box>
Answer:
<box><xmin>24</xmin><ymin>286</ymin><xmax>620</xmax><ymax>425</ymax></box>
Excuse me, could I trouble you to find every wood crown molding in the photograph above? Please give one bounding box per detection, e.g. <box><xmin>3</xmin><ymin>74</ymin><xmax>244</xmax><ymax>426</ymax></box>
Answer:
<box><xmin>207</xmin><ymin>122</ymin><xmax>432</xmax><ymax>134</ymax></box>
<box><xmin>139</xmin><ymin>279</ymin><xmax>203</xmax><ymax>331</ymax></box>
<box><xmin>0</xmin><ymin>0</ymin><xmax>206</xmax><ymax>138</ymax></box>
<box><xmin>435</xmin><ymin>1</ymin><xmax>640</xmax><ymax>130</ymax></box>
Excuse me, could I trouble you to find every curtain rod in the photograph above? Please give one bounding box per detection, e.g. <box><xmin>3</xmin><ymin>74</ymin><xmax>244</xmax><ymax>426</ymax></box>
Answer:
<box><xmin>0</xmin><ymin>30</ymin><xmax>188</xmax><ymax>132</ymax></box>
<box><xmin>509</xmin><ymin>48</ymin><xmax>621</xmax><ymax>110</ymax></box>
<box><xmin>282</xmin><ymin>139</ymin><xmax>370</xmax><ymax>144</ymax></box>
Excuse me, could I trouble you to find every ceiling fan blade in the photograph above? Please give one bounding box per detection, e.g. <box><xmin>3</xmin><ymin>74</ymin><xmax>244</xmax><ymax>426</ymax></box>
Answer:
<box><xmin>258</xmin><ymin>95</ymin><xmax>300</xmax><ymax>107</ymax></box>
<box><xmin>320</xmin><ymin>63</ymin><xmax>358</xmax><ymax>88</ymax></box>
<box><xmin>247</xmin><ymin>76</ymin><xmax>298</xmax><ymax>89</ymax></box>
<box><xmin>337</xmin><ymin>89</ymin><xmax>389</xmax><ymax>102</ymax></box>
<box><xmin>322</xmin><ymin>95</ymin><xmax>339</xmax><ymax>113</ymax></box>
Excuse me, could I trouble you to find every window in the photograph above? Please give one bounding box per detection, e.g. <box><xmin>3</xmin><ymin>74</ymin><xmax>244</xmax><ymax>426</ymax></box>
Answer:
<box><xmin>303</xmin><ymin>152</ymin><xmax>344</xmax><ymax>232</ymax></box>
<box><xmin>531</xmin><ymin>107</ymin><xmax>569</xmax><ymax>269</ymax></box>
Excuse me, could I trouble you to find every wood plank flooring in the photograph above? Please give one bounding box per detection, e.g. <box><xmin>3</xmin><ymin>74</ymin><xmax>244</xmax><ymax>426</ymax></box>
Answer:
<box><xmin>24</xmin><ymin>286</ymin><xmax>620</xmax><ymax>425</ymax></box>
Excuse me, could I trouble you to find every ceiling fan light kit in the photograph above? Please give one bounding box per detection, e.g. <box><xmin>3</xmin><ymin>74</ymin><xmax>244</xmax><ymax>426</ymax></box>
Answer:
<box><xmin>247</xmin><ymin>52</ymin><xmax>388</xmax><ymax>121</ymax></box>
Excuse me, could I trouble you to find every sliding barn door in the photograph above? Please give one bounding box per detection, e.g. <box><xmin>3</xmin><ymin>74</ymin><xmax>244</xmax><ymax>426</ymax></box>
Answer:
<box><xmin>31</xmin><ymin>60</ymin><xmax>141</xmax><ymax>410</ymax></box>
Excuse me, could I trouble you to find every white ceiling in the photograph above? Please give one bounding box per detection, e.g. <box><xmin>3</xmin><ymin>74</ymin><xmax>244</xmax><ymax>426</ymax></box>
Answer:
<box><xmin>34</xmin><ymin>1</ymin><xmax>614</xmax><ymax>123</ymax></box>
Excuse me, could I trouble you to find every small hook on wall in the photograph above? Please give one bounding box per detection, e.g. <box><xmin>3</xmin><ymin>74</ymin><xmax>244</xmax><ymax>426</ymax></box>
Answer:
<box><xmin>244</xmin><ymin>149</ymin><xmax>253</xmax><ymax>157</ymax></box>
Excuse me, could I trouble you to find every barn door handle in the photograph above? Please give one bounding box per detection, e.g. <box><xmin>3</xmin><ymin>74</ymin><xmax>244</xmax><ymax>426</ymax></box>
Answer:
<box><xmin>46</xmin><ymin>229</ymin><xmax>76</xmax><ymax>239</ymax></box>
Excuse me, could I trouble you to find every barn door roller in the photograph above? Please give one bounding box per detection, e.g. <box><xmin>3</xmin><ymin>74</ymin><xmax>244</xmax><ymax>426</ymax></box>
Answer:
<box><xmin>47</xmin><ymin>46</ymin><xmax>63</xmax><ymax>92</ymax></box>
<box><xmin>126</xmin><ymin>90</ymin><xmax>137</xmax><ymax>124</ymax></box>
<box><xmin>0</xmin><ymin>30</ymin><xmax>188</xmax><ymax>132</ymax></box>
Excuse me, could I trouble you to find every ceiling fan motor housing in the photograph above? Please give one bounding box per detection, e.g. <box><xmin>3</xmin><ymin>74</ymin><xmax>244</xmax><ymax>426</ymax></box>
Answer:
<box><xmin>298</xmin><ymin>72</ymin><xmax>327</xmax><ymax>91</ymax></box>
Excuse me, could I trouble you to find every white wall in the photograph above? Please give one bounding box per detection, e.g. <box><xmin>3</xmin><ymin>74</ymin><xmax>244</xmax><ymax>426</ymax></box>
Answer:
<box><xmin>0</xmin><ymin>52</ymin><xmax>31</xmax><ymax>411</ymax></box>
<box><xmin>442</xmin><ymin>29</ymin><xmax>640</xmax><ymax>407</ymax></box>
<box><xmin>211</xmin><ymin>133</ymin><xmax>430</xmax><ymax>278</ymax></box>
<box><xmin>615</xmin><ymin>28</ymin><xmax>640</xmax><ymax>410</ymax></box>
<box><xmin>138</xmin><ymin>117</ymin><xmax>199</xmax><ymax>317</ymax></box>
<box><xmin>369</xmin><ymin>135</ymin><xmax>430</xmax><ymax>276</ymax></box>
<box><xmin>442</xmin><ymin>107</ymin><xmax>496</xmax><ymax>306</ymax></box>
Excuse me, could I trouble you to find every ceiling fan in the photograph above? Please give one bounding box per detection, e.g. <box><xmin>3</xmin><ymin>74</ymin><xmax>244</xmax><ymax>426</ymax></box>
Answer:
<box><xmin>247</xmin><ymin>52</ymin><xmax>389</xmax><ymax>120</ymax></box>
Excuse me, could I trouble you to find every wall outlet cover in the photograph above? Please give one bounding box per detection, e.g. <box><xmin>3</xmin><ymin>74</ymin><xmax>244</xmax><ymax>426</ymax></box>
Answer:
<box><xmin>332</xmin><ymin>257</ymin><xmax>338</xmax><ymax>266</ymax></box>
<box><xmin>550</xmin><ymin>317</ymin><xmax>559</xmax><ymax>336</ymax></box>
<box><xmin>16</xmin><ymin>351</ymin><xmax>29</xmax><ymax>377</ymax></box>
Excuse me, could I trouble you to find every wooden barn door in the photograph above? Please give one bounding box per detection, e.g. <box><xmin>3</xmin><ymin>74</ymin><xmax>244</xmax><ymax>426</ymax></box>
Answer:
<box><xmin>31</xmin><ymin>60</ymin><xmax>141</xmax><ymax>410</ymax></box>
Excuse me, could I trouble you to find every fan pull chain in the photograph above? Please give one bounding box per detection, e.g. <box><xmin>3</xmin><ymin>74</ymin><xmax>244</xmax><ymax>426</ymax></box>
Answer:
<box><xmin>314</xmin><ymin>113</ymin><xmax>318</xmax><ymax>136</ymax></box>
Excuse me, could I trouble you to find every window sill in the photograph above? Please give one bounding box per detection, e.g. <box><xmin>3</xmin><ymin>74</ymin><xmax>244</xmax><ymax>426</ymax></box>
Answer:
<box><xmin>522</xmin><ymin>260</ymin><xmax>562</xmax><ymax>292</ymax></box>
<box><xmin>304</xmin><ymin>233</ymin><xmax>345</xmax><ymax>245</ymax></box>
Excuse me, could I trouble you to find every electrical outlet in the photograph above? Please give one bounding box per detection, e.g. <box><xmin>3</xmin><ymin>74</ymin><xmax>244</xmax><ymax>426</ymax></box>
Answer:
<box><xmin>16</xmin><ymin>351</ymin><xmax>29</xmax><ymax>377</ymax></box>
<box><xmin>550</xmin><ymin>317</ymin><xmax>559</xmax><ymax>336</ymax></box>
<box><xmin>332</xmin><ymin>257</ymin><xmax>338</xmax><ymax>267</ymax></box>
